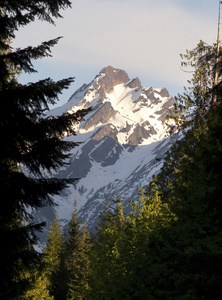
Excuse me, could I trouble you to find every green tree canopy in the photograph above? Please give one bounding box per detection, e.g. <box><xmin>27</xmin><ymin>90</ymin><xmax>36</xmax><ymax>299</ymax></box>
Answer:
<box><xmin>43</xmin><ymin>213</ymin><xmax>64</xmax><ymax>299</ymax></box>
<box><xmin>148</xmin><ymin>40</ymin><xmax>222</xmax><ymax>299</ymax></box>
<box><xmin>64</xmin><ymin>201</ymin><xmax>91</xmax><ymax>300</ymax></box>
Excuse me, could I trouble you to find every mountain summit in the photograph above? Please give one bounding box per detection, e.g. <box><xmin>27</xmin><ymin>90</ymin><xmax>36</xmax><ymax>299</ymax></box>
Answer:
<box><xmin>51</xmin><ymin>66</ymin><xmax>174</xmax><ymax>145</ymax></box>
<box><xmin>39</xmin><ymin>66</ymin><xmax>177</xmax><ymax>234</ymax></box>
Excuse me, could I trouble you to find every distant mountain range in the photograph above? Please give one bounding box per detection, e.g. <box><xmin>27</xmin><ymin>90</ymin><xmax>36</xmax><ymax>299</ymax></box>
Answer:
<box><xmin>34</xmin><ymin>66</ymin><xmax>179</xmax><ymax>243</ymax></box>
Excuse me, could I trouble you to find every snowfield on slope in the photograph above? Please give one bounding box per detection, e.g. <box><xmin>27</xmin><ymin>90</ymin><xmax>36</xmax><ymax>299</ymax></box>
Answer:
<box><xmin>35</xmin><ymin>66</ymin><xmax>177</xmax><ymax>237</ymax></box>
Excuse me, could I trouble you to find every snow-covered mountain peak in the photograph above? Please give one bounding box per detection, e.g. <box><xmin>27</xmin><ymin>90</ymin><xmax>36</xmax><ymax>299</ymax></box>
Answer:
<box><xmin>50</xmin><ymin>66</ymin><xmax>174</xmax><ymax>146</ymax></box>
<box><xmin>67</xmin><ymin>66</ymin><xmax>129</xmax><ymax>104</ymax></box>
<box><xmin>37</xmin><ymin>67</ymin><xmax>178</xmax><ymax>238</ymax></box>
<box><xmin>50</xmin><ymin>67</ymin><xmax>174</xmax><ymax>130</ymax></box>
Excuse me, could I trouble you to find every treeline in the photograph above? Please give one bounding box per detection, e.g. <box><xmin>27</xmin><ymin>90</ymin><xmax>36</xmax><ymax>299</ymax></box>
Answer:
<box><xmin>24</xmin><ymin>157</ymin><xmax>222</xmax><ymax>300</ymax></box>
<box><xmin>19</xmin><ymin>195</ymin><xmax>176</xmax><ymax>300</ymax></box>
<box><xmin>20</xmin><ymin>202</ymin><xmax>91</xmax><ymax>300</ymax></box>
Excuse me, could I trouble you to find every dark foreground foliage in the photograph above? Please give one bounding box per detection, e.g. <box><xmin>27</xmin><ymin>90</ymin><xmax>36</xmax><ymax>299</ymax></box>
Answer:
<box><xmin>0</xmin><ymin>1</ymin><xmax>90</xmax><ymax>298</ymax></box>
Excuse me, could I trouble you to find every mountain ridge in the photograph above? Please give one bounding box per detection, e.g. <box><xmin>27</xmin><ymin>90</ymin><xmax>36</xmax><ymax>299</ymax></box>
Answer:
<box><xmin>36</xmin><ymin>66</ymin><xmax>178</xmax><ymax>241</ymax></box>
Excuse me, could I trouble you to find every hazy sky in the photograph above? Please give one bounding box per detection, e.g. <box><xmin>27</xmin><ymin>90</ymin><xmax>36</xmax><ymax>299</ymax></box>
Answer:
<box><xmin>13</xmin><ymin>0</ymin><xmax>220</xmax><ymax>106</ymax></box>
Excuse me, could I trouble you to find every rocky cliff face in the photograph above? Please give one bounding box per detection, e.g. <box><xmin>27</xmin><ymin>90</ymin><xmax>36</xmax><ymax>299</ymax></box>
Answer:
<box><xmin>35</xmin><ymin>66</ymin><xmax>178</xmax><ymax>240</ymax></box>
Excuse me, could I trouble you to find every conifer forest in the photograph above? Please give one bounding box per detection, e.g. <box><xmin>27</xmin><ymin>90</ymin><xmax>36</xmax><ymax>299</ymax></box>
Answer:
<box><xmin>1</xmin><ymin>1</ymin><xmax>222</xmax><ymax>299</ymax></box>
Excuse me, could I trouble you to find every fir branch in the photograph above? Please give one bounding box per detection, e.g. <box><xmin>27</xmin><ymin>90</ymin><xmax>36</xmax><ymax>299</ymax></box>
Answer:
<box><xmin>0</xmin><ymin>0</ymin><xmax>72</xmax><ymax>36</ymax></box>
<box><xmin>1</xmin><ymin>38</ymin><xmax>62</xmax><ymax>73</ymax></box>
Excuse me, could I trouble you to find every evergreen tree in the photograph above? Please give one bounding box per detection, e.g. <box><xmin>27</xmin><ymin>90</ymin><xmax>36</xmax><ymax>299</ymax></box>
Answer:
<box><xmin>87</xmin><ymin>198</ymin><xmax>129</xmax><ymax>299</ymax></box>
<box><xmin>0</xmin><ymin>1</ymin><xmax>90</xmax><ymax>298</ymax></box>
<box><xmin>43</xmin><ymin>213</ymin><xmax>64</xmax><ymax>299</ymax></box>
<box><xmin>87</xmin><ymin>192</ymin><xmax>175</xmax><ymax>300</ymax></box>
<box><xmin>64</xmin><ymin>201</ymin><xmax>91</xmax><ymax>300</ymax></box>
<box><xmin>20</xmin><ymin>270</ymin><xmax>54</xmax><ymax>300</ymax></box>
<box><xmin>67</xmin><ymin>222</ymin><xmax>91</xmax><ymax>300</ymax></box>
<box><xmin>169</xmin><ymin>40</ymin><xmax>216</xmax><ymax>133</ymax></box>
<box><xmin>148</xmin><ymin>41</ymin><xmax>222</xmax><ymax>299</ymax></box>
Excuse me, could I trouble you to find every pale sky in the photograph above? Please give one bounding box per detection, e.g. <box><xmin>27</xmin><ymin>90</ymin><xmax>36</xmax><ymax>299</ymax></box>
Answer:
<box><xmin>13</xmin><ymin>0</ymin><xmax>220</xmax><ymax>107</ymax></box>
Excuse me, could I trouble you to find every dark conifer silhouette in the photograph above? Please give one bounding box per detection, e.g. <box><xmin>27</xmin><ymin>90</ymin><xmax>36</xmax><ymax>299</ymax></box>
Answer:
<box><xmin>0</xmin><ymin>1</ymin><xmax>90</xmax><ymax>298</ymax></box>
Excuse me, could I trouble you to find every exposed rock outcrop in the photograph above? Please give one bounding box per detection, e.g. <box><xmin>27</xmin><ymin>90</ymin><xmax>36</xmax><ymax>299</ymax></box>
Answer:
<box><xmin>97</xmin><ymin>66</ymin><xmax>130</xmax><ymax>94</ymax></box>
